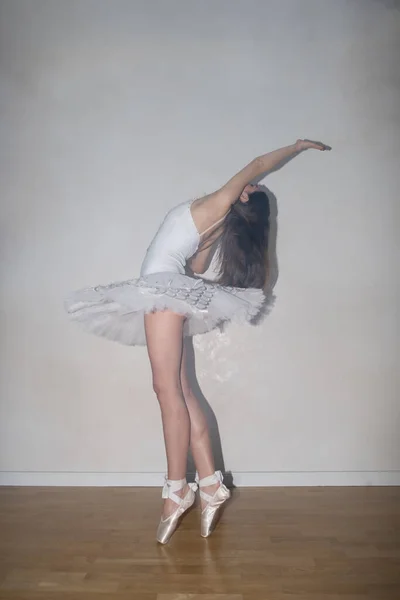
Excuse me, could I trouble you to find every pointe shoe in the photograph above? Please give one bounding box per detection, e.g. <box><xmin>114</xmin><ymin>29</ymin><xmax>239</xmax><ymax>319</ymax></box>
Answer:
<box><xmin>195</xmin><ymin>470</ymin><xmax>231</xmax><ymax>538</ymax></box>
<box><xmin>156</xmin><ymin>477</ymin><xmax>198</xmax><ymax>544</ymax></box>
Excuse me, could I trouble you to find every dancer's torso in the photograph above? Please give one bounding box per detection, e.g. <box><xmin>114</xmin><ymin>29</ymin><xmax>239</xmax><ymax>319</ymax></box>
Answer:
<box><xmin>140</xmin><ymin>200</ymin><xmax>200</xmax><ymax>276</ymax></box>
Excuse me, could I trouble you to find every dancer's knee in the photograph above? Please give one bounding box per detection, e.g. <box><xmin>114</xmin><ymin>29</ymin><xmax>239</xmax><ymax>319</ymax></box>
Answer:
<box><xmin>152</xmin><ymin>377</ymin><xmax>182</xmax><ymax>407</ymax></box>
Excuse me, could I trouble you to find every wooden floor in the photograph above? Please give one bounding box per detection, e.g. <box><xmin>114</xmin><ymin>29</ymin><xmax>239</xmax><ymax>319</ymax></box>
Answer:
<box><xmin>0</xmin><ymin>486</ymin><xmax>399</xmax><ymax>600</ymax></box>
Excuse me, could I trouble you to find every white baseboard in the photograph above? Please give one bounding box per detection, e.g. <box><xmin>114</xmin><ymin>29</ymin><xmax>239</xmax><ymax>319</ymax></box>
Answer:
<box><xmin>1</xmin><ymin>471</ymin><xmax>399</xmax><ymax>486</ymax></box>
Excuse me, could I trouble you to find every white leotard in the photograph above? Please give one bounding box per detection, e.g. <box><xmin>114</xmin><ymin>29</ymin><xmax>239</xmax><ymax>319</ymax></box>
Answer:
<box><xmin>140</xmin><ymin>200</ymin><xmax>224</xmax><ymax>276</ymax></box>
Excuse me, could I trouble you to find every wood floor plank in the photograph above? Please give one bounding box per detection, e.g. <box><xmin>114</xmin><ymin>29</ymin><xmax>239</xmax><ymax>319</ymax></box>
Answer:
<box><xmin>0</xmin><ymin>594</ymin><xmax>156</xmax><ymax>600</ymax></box>
<box><xmin>0</xmin><ymin>486</ymin><xmax>399</xmax><ymax>599</ymax></box>
<box><xmin>158</xmin><ymin>595</ymin><xmax>243</xmax><ymax>599</ymax></box>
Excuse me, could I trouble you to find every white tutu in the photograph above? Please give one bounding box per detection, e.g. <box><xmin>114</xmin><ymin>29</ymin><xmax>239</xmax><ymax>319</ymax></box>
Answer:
<box><xmin>64</xmin><ymin>272</ymin><xmax>267</xmax><ymax>346</ymax></box>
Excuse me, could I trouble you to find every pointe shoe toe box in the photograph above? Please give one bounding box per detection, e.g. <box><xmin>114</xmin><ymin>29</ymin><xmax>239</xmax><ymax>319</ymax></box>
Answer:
<box><xmin>156</xmin><ymin>482</ymin><xmax>197</xmax><ymax>544</ymax></box>
<box><xmin>200</xmin><ymin>482</ymin><xmax>230</xmax><ymax>538</ymax></box>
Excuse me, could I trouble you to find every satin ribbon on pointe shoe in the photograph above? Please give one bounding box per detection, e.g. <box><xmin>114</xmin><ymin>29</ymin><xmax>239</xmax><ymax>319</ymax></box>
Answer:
<box><xmin>156</xmin><ymin>477</ymin><xmax>198</xmax><ymax>545</ymax></box>
<box><xmin>195</xmin><ymin>470</ymin><xmax>231</xmax><ymax>538</ymax></box>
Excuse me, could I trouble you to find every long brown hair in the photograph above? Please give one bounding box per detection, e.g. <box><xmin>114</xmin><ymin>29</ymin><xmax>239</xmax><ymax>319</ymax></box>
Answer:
<box><xmin>216</xmin><ymin>190</ymin><xmax>270</xmax><ymax>289</ymax></box>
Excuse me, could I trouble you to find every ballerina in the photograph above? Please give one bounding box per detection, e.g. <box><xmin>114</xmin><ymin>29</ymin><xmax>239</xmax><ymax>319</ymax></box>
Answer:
<box><xmin>65</xmin><ymin>138</ymin><xmax>330</xmax><ymax>543</ymax></box>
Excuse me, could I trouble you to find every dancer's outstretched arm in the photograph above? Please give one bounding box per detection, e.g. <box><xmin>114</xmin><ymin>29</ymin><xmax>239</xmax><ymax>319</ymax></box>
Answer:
<box><xmin>217</xmin><ymin>139</ymin><xmax>331</xmax><ymax>207</ymax></box>
<box><xmin>191</xmin><ymin>139</ymin><xmax>331</xmax><ymax>233</ymax></box>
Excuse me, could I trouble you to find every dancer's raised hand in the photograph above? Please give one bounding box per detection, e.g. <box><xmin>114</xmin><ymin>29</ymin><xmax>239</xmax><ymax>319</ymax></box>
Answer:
<box><xmin>295</xmin><ymin>139</ymin><xmax>331</xmax><ymax>152</ymax></box>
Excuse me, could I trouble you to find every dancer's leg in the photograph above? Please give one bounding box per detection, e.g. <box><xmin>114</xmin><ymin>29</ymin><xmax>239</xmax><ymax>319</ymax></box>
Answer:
<box><xmin>180</xmin><ymin>343</ymin><xmax>220</xmax><ymax>508</ymax></box>
<box><xmin>145</xmin><ymin>311</ymin><xmax>190</xmax><ymax>518</ymax></box>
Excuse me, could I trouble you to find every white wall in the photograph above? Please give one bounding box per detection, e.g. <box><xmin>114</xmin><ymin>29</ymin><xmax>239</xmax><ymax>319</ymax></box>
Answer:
<box><xmin>1</xmin><ymin>0</ymin><xmax>399</xmax><ymax>486</ymax></box>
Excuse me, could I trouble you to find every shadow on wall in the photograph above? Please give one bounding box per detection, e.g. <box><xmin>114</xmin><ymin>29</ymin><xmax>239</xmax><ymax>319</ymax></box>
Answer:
<box><xmin>185</xmin><ymin>186</ymin><xmax>279</xmax><ymax>488</ymax></box>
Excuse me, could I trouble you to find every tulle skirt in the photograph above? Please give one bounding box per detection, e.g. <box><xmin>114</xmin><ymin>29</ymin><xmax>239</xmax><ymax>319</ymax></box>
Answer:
<box><xmin>64</xmin><ymin>272</ymin><xmax>267</xmax><ymax>346</ymax></box>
